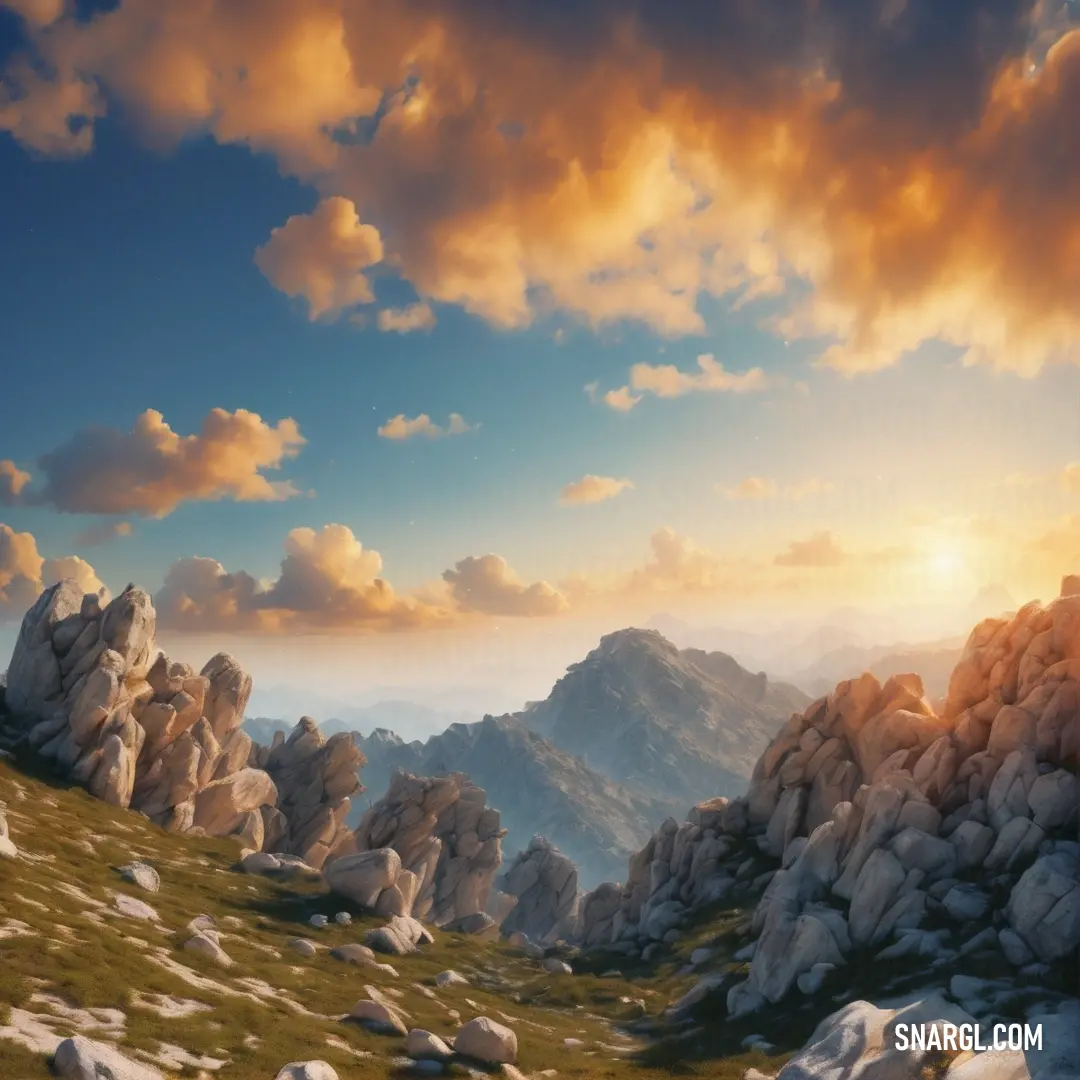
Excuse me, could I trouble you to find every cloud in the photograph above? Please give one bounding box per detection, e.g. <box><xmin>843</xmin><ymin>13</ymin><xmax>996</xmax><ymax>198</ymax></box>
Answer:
<box><xmin>377</xmin><ymin>413</ymin><xmax>477</xmax><ymax>440</ymax></box>
<box><xmin>255</xmin><ymin>197</ymin><xmax>384</xmax><ymax>320</ymax></box>
<box><xmin>442</xmin><ymin>554</ymin><xmax>568</xmax><ymax>616</ymax></box>
<box><xmin>596</xmin><ymin>355</ymin><xmax>773</xmax><ymax>410</ymax></box>
<box><xmin>10</xmin><ymin>408</ymin><xmax>305</xmax><ymax>517</ymax></box>
<box><xmin>9</xmin><ymin>3</ymin><xmax>1080</xmax><ymax>371</ymax></box>
<box><xmin>156</xmin><ymin>523</ymin><xmax>452</xmax><ymax>633</ymax></box>
<box><xmin>0</xmin><ymin>460</ymin><xmax>31</xmax><ymax>505</ymax></box>
<box><xmin>559</xmin><ymin>475</ymin><xmax>633</xmax><ymax>506</ymax></box>
<box><xmin>72</xmin><ymin>521</ymin><xmax>134</xmax><ymax>547</ymax></box>
<box><xmin>719</xmin><ymin>476</ymin><xmax>834</xmax><ymax>499</ymax></box>
<box><xmin>627</xmin><ymin>527</ymin><xmax>731</xmax><ymax>593</ymax></box>
<box><xmin>0</xmin><ymin>523</ymin><xmax>106</xmax><ymax>619</ymax></box>
<box><xmin>774</xmin><ymin>531</ymin><xmax>849</xmax><ymax>567</ymax></box>
<box><xmin>377</xmin><ymin>302</ymin><xmax>437</xmax><ymax>333</ymax></box>
<box><xmin>719</xmin><ymin>476</ymin><xmax>779</xmax><ymax>500</ymax></box>
<box><xmin>1061</xmin><ymin>464</ymin><xmax>1080</xmax><ymax>494</ymax></box>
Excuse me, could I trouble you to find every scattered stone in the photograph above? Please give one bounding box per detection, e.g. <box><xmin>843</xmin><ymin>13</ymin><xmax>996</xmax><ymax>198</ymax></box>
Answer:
<box><xmin>274</xmin><ymin>1063</ymin><xmax>339</xmax><ymax>1080</ymax></box>
<box><xmin>406</xmin><ymin>1029</ymin><xmax>453</xmax><ymax>1060</ymax></box>
<box><xmin>288</xmin><ymin>938</ymin><xmax>318</xmax><ymax>958</ymax></box>
<box><xmin>455</xmin><ymin>1017</ymin><xmax>518</xmax><ymax>1065</ymax></box>
<box><xmin>309</xmin><ymin>914</ymin><xmax>328</xmax><ymax>929</ymax></box>
<box><xmin>113</xmin><ymin>894</ymin><xmax>159</xmax><ymax>921</ymax></box>
<box><xmin>435</xmin><ymin>970</ymin><xmax>469</xmax><ymax>987</ymax></box>
<box><xmin>53</xmin><ymin>1035</ymin><xmax>165</xmax><ymax>1080</ymax></box>
<box><xmin>349</xmin><ymin>999</ymin><xmax>409</xmax><ymax>1036</ymax></box>
<box><xmin>183</xmin><ymin>933</ymin><xmax>232</xmax><ymax>967</ymax></box>
<box><xmin>118</xmin><ymin>862</ymin><xmax>160</xmax><ymax>892</ymax></box>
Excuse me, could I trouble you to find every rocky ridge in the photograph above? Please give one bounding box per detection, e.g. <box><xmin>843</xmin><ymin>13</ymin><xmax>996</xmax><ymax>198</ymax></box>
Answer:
<box><xmin>576</xmin><ymin>578</ymin><xmax>1080</xmax><ymax>1023</ymax></box>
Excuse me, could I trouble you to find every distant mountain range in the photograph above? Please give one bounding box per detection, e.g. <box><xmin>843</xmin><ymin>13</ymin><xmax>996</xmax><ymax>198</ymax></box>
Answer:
<box><xmin>245</xmin><ymin>627</ymin><xmax>809</xmax><ymax>887</ymax></box>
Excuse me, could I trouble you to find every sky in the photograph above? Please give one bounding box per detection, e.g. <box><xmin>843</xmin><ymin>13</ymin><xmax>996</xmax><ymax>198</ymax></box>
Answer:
<box><xmin>3</xmin><ymin>0</ymin><xmax>1080</xmax><ymax>713</ymax></box>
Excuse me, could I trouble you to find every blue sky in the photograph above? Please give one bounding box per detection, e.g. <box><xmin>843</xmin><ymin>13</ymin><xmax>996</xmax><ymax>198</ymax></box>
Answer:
<box><xmin>2</xmin><ymin>0</ymin><xmax>1080</xmax><ymax>702</ymax></box>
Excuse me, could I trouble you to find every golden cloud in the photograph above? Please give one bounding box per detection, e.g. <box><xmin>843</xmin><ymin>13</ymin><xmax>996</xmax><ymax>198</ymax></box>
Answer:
<box><xmin>156</xmin><ymin>523</ymin><xmax>453</xmax><ymax>633</ymax></box>
<box><xmin>10</xmin><ymin>408</ymin><xmax>305</xmax><ymax>517</ymax></box>
<box><xmin>774</xmin><ymin>531</ymin><xmax>848</xmax><ymax>568</ymax></box>
<box><xmin>595</xmin><ymin>355</ymin><xmax>774</xmax><ymax>411</ymax></box>
<box><xmin>254</xmin><ymin>196</ymin><xmax>384</xmax><ymax>319</ymax></box>
<box><xmin>0</xmin><ymin>523</ymin><xmax>106</xmax><ymax>619</ymax></box>
<box><xmin>5</xmin><ymin>3</ymin><xmax>1080</xmax><ymax>370</ymax></box>
<box><xmin>0</xmin><ymin>460</ymin><xmax>31</xmax><ymax>505</ymax></box>
<box><xmin>442</xmin><ymin>554</ymin><xmax>568</xmax><ymax>617</ymax></box>
<box><xmin>559</xmin><ymin>475</ymin><xmax>633</xmax><ymax>506</ymax></box>
<box><xmin>377</xmin><ymin>412</ymin><xmax>477</xmax><ymax>440</ymax></box>
<box><xmin>377</xmin><ymin>302</ymin><xmax>437</xmax><ymax>333</ymax></box>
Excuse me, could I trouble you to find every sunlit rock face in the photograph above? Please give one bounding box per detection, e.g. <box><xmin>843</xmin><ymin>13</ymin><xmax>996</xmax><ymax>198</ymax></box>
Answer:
<box><xmin>579</xmin><ymin>575</ymin><xmax>1080</xmax><ymax>1013</ymax></box>
<box><xmin>0</xmin><ymin>579</ymin><xmax>359</xmax><ymax>860</ymax></box>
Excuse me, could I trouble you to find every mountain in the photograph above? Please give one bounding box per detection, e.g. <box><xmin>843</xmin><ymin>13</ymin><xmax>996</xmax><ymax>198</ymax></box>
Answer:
<box><xmin>516</xmin><ymin>628</ymin><xmax>809</xmax><ymax>811</ymax></box>
<box><xmin>242</xmin><ymin>696</ymin><xmax>477</xmax><ymax>744</ymax></box>
<box><xmin>787</xmin><ymin>635</ymin><xmax>967</xmax><ymax>701</ymax></box>
<box><xmin>354</xmin><ymin>714</ymin><xmax>671</xmax><ymax>887</ymax></box>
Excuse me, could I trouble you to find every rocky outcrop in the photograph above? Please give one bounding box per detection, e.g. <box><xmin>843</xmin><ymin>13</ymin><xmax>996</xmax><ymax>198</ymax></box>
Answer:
<box><xmin>1</xmin><ymin>581</ymin><xmax>271</xmax><ymax>841</ymax></box>
<box><xmin>326</xmin><ymin>770</ymin><xmax>505</xmax><ymax>927</ymax></box>
<box><xmin>494</xmin><ymin>836</ymin><xmax>580</xmax><ymax>944</ymax></box>
<box><xmin>0</xmin><ymin>579</ymin><xmax>364</xmax><ymax>865</ymax></box>
<box><xmin>250</xmin><ymin>717</ymin><xmax>365</xmax><ymax>869</ymax></box>
<box><xmin>579</xmin><ymin>578</ymin><xmax>1080</xmax><ymax>1014</ymax></box>
<box><xmin>355</xmin><ymin>714</ymin><xmax>669</xmax><ymax>887</ymax></box>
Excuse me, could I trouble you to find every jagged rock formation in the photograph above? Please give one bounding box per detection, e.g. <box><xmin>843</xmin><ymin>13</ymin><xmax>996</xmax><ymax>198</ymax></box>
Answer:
<box><xmin>0</xmin><ymin>580</ymin><xmax>365</xmax><ymax>862</ymax></box>
<box><xmin>326</xmin><ymin>770</ymin><xmax>505</xmax><ymax>928</ymax></box>
<box><xmin>355</xmin><ymin>715</ymin><xmax>668</xmax><ymax>886</ymax></box>
<box><xmin>0</xmin><ymin>580</ymin><xmax>272</xmax><ymax>841</ymax></box>
<box><xmin>579</xmin><ymin>579</ymin><xmax>1080</xmax><ymax>1014</ymax></box>
<box><xmin>517</xmin><ymin>628</ymin><xmax>806</xmax><ymax>813</ymax></box>
<box><xmin>493</xmin><ymin>836</ymin><xmax>580</xmax><ymax>945</ymax></box>
<box><xmin>250</xmin><ymin>717</ymin><xmax>364</xmax><ymax>869</ymax></box>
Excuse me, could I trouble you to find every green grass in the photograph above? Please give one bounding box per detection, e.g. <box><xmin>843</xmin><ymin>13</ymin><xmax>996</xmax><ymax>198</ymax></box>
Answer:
<box><xmin>0</xmin><ymin>755</ymin><xmax>795</xmax><ymax>1079</ymax></box>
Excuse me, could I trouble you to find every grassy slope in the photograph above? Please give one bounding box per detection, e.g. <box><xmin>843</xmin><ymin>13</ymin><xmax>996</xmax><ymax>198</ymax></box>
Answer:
<box><xmin>0</xmin><ymin>755</ymin><xmax>783</xmax><ymax>1080</ymax></box>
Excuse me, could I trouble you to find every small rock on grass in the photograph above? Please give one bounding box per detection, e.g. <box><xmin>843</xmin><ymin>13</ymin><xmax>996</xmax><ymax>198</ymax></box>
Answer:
<box><xmin>289</xmin><ymin>938</ymin><xmax>318</xmax><ymax>957</ymax></box>
<box><xmin>454</xmin><ymin>1017</ymin><xmax>518</xmax><ymax>1065</ymax></box>
<box><xmin>119</xmin><ymin>861</ymin><xmax>160</xmax><ymax>892</ymax></box>
<box><xmin>406</xmin><ymin>1029</ymin><xmax>453</xmax><ymax>1060</ymax></box>
<box><xmin>435</xmin><ymin>969</ymin><xmax>469</xmax><ymax>987</ymax></box>
<box><xmin>275</xmin><ymin>1063</ymin><xmax>340</xmax><ymax>1080</ymax></box>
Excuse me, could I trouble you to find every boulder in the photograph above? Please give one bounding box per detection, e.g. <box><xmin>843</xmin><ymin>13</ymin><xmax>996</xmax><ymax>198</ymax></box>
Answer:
<box><xmin>119</xmin><ymin>861</ymin><xmax>160</xmax><ymax>892</ymax></box>
<box><xmin>53</xmin><ymin>1036</ymin><xmax>165</xmax><ymax>1080</ymax></box>
<box><xmin>326</xmin><ymin>849</ymin><xmax>402</xmax><ymax>908</ymax></box>
<box><xmin>349</xmin><ymin>999</ymin><xmax>408</xmax><ymax>1036</ymax></box>
<box><xmin>455</xmin><ymin>1017</ymin><xmax>518</xmax><ymax>1065</ymax></box>
<box><xmin>406</xmin><ymin>1030</ymin><xmax>453</xmax><ymax>1061</ymax></box>
<box><xmin>274</xmin><ymin>1065</ymin><xmax>339</xmax><ymax>1080</ymax></box>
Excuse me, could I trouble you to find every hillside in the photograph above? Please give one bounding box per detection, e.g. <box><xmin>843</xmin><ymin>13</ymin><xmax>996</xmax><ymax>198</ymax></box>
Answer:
<box><xmin>517</xmin><ymin>628</ymin><xmax>806</xmax><ymax>810</ymax></box>
<box><xmin>353</xmin><ymin>715</ymin><xmax>671</xmax><ymax>887</ymax></box>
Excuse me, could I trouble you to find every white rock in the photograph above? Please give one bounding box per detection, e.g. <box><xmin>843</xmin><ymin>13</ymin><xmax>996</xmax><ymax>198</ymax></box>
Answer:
<box><xmin>406</xmin><ymin>1029</ymin><xmax>453</xmax><ymax>1060</ymax></box>
<box><xmin>113</xmin><ymin>894</ymin><xmax>159</xmax><ymax>921</ymax></box>
<box><xmin>454</xmin><ymin>1017</ymin><xmax>518</xmax><ymax>1065</ymax></box>
<box><xmin>542</xmin><ymin>957</ymin><xmax>572</xmax><ymax>975</ymax></box>
<box><xmin>349</xmin><ymin>999</ymin><xmax>408</xmax><ymax>1035</ymax></box>
<box><xmin>288</xmin><ymin>938</ymin><xmax>318</xmax><ymax>957</ymax></box>
<box><xmin>326</xmin><ymin>848</ymin><xmax>402</xmax><ymax>908</ymax></box>
<box><xmin>183</xmin><ymin>932</ymin><xmax>232</xmax><ymax>967</ymax></box>
<box><xmin>274</xmin><ymin>1062</ymin><xmax>340</xmax><ymax>1080</ymax></box>
<box><xmin>435</xmin><ymin>970</ymin><xmax>469</xmax><ymax>987</ymax></box>
<box><xmin>54</xmin><ymin>1035</ymin><xmax>165</xmax><ymax>1080</ymax></box>
<box><xmin>119</xmin><ymin>862</ymin><xmax>160</xmax><ymax>893</ymax></box>
<box><xmin>334</xmin><ymin>912</ymin><xmax>352</xmax><ymax>925</ymax></box>
<box><xmin>241</xmin><ymin>851</ymin><xmax>282</xmax><ymax>874</ymax></box>
<box><xmin>309</xmin><ymin>914</ymin><xmax>328</xmax><ymax>928</ymax></box>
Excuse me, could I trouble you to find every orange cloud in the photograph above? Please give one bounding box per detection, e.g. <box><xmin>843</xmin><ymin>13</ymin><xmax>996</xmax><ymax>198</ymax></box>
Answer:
<box><xmin>10</xmin><ymin>408</ymin><xmax>305</xmax><ymax>517</ymax></box>
<box><xmin>377</xmin><ymin>302</ymin><xmax>437</xmax><ymax>333</ymax></box>
<box><xmin>774</xmin><ymin>531</ymin><xmax>848</xmax><ymax>568</ymax></box>
<box><xmin>156</xmin><ymin>523</ymin><xmax>453</xmax><ymax>633</ymax></box>
<box><xmin>377</xmin><ymin>413</ymin><xmax>477</xmax><ymax>440</ymax></box>
<box><xmin>255</xmin><ymin>197</ymin><xmax>384</xmax><ymax>319</ymax></box>
<box><xmin>626</xmin><ymin>527</ymin><xmax>733</xmax><ymax>593</ymax></box>
<box><xmin>442</xmin><ymin>554</ymin><xmax>568</xmax><ymax>617</ymax></box>
<box><xmin>596</xmin><ymin>355</ymin><xmax>774</xmax><ymax>410</ymax></box>
<box><xmin>559</xmin><ymin>475</ymin><xmax>633</xmax><ymax>506</ymax></box>
<box><xmin>0</xmin><ymin>460</ymin><xmax>31</xmax><ymax>505</ymax></box>
<box><xmin>0</xmin><ymin>523</ymin><xmax>105</xmax><ymax>619</ymax></box>
<box><xmin>6</xmin><ymin>4</ymin><xmax>1080</xmax><ymax>370</ymax></box>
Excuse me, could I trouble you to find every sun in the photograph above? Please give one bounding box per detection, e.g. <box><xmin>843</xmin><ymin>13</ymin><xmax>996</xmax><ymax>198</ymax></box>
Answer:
<box><xmin>928</xmin><ymin>548</ymin><xmax>965</xmax><ymax>577</ymax></box>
